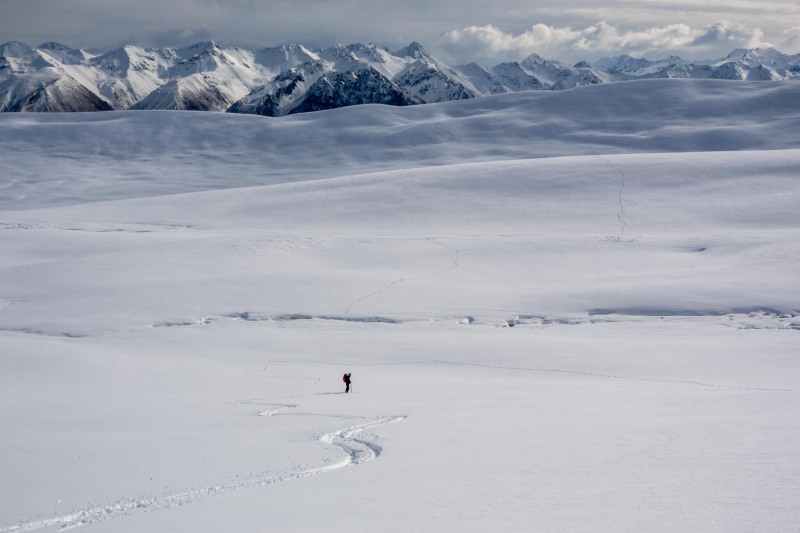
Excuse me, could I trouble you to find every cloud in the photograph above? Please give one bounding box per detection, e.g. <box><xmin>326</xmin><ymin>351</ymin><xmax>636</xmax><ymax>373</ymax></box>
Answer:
<box><xmin>435</xmin><ymin>21</ymin><xmax>776</xmax><ymax>64</ymax></box>
<box><xmin>2</xmin><ymin>0</ymin><xmax>796</xmax><ymax>61</ymax></box>
<box><xmin>779</xmin><ymin>27</ymin><xmax>800</xmax><ymax>53</ymax></box>
<box><xmin>690</xmin><ymin>22</ymin><xmax>769</xmax><ymax>48</ymax></box>
<box><xmin>110</xmin><ymin>28</ymin><xmax>214</xmax><ymax>51</ymax></box>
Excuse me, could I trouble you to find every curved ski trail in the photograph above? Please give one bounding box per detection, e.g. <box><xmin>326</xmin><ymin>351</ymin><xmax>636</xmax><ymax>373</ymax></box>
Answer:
<box><xmin>0</xmin><ymin>416</ymin><xmax>406</xmax><ymax>532</ymax></box>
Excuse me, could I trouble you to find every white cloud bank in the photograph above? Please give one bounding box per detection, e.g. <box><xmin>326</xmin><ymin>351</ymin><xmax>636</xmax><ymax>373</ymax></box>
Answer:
<box><xmin>782</xmin><ymin>26</ymin><xmax>800</xmax><ymax>52</ymax></box>
<box><xmin>435</xmin><ymin>21</ymin><xmax>797</xmax><ymax>64</ymax></box>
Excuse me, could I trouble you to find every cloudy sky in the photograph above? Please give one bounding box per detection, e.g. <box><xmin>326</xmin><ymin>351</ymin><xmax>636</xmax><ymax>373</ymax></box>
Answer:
<box><xmin>2</xmin><ymin>0</ymin><xmax>799</xmax><ymax>64</ymax></box>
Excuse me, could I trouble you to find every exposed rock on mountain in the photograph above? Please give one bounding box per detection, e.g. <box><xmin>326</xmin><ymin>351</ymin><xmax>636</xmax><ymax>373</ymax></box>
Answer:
<box><xmin>1</xmin><ymin>40</ymin><xmax>798</xmax><ymax>115</ymax></box>
<box><xmin>290</xmin><ymin>67</ymin><xmax>417</xmax><ymax>114</ymax></box>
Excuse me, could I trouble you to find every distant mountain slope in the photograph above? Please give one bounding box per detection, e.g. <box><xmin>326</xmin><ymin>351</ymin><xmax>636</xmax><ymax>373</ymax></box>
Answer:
<box><xmin>0</xmin><ymin>42</ymin><xmax>112</xmax><ymax>112</ymax></box>
<box><xmin>1</xmin><ymin>39</ymin><xmax>799</xmax><ymax>114</ymax></box>
<box><xmin>128</xmin><ymin>42</ymin><xmax>279</xmax><ymax>111</ymax></box>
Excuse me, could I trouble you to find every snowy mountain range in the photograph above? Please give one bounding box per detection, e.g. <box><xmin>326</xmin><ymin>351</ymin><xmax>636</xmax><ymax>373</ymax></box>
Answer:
<box><xmin>2</xmin><ymin>39</ymin><xmax>799</xmax><ymax>114</ymax></box>
<box><xmin>3</xmin><ymin>49</ymin><xmax>800</xmax><ymax>531</ymax></box>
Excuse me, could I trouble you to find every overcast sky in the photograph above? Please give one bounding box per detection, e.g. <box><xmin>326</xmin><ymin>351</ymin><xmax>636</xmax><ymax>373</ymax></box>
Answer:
<box><xmin>2</xmin><ymin>0</ymin><xmax>799</xmax><ymax>64</ymax></box>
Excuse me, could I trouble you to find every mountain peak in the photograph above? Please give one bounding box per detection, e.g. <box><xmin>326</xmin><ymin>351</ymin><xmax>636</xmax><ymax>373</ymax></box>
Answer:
<box><xmin>726</xmin><ymin>47</ymin><xmax>785</xmax><ymax>65</ymax></box>
<box><xmin>521</xmin><ymin>52</ymin><xmax>546</xmax><ymax>64</ymax></box>
<box><xmin>39</xmin><ymin>42</ymin><xmax>75</xmax><ymax>52</ymax></box>
<box><xmin>181</xmin><ymin>40</ymin><xmax>219</xmax><ymax>51</ymax></box>
<box><xmin>1</xmin><ymin>41</ymin><xmax>35</xmax><ymax>58</ymax></box>
<box><xmin>593</xmin><ymin>54</ymin><xmax>656</xmax><ymax>73</ymax></box>
<box><xmin>173</xmin><ymin>41</ymin><xmax>222</xmax><ymax>61</ymax></box>
<box><xmin>395</xmin><ymin>42</ymin><xmax>430</xmax><ymax>60</ymax></box>
<box><xmin>345</xmin><ymin>43</ymin><xmax>386</xmax><ymax>64</ymax></box>
<box><xmin>37</xmin><ymin>41</ymin><xmax>88</xmax><ymax>65</ymax></box>
<box><xmin>321</xmin><ymin>43</ymin><xmax>356</xmax><ymax>61</ymax></box>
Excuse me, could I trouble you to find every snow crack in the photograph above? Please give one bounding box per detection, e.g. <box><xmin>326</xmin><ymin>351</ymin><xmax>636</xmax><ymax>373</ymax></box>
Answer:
<box><xmin>150</xmin><ymin>312</ymin><xmax>401</xmax><ymax>328</ymax></box>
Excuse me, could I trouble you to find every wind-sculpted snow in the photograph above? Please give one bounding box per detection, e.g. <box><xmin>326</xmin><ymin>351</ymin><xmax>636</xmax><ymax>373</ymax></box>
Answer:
<box><xmin>1</xmin><ymin>79</ymin><xmax>800</xmax><ymax>210</ymax></box>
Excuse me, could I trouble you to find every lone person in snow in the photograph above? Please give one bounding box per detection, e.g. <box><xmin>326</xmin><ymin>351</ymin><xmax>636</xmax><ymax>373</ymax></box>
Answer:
<box><xmin>343</xmin><ymin>372</ymin><xmax>352</xmax><ymax>393</ymax></box>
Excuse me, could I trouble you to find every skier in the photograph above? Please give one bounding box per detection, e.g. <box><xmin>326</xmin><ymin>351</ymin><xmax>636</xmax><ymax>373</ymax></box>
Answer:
<box><xmin>343</xmin><ymin>372</ymin><xmax>352</xmax><ymax>393</ymax></box>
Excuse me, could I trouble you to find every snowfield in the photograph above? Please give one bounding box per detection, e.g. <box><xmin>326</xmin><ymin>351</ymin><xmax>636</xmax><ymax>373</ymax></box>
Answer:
<box><xmin>1</xmin><ymin>79</ymin><xmax>799</xmax><ymax>532</ymax></box>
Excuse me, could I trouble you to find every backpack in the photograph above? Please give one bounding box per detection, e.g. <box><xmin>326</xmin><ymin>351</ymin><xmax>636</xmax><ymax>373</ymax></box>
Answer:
<box><xmin>343</xmin><ymin>373</ymin><xmax>348</xmax><ymax>382</ymax></box>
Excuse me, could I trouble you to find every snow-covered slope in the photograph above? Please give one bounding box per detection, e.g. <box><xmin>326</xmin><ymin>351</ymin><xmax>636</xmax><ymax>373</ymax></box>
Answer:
<box><xmin>453</xmin><ymin>62</ymin><xmax>509</xmax><ymax>94</ymax></box>
<box><xmin>129</xmin><ymin>42</ymin><xmax>271</xmax><ymax>111</ymax></box>
<box><xmin>486</xmin><ymin>61</ymin><xmax>545</xmax><ymax>91</ymax></box>
<box><xmin>84</xmin><ymin>45</ymin><xmax>173</xmax><ymax>109</ymax></box>
<box><xmin>388</xmin><ymin>42</ymin><xmax>479</xmax><ymax>103</ymax></box>
<box><xmin>0</xmin><ymin>42</ymin><xmax>112</xmax><ymax>112</ymax></box>
<box><xmin>1</xmin><ymin>76</ymin><xmax>799</xmax><ymax>533</ymax></box>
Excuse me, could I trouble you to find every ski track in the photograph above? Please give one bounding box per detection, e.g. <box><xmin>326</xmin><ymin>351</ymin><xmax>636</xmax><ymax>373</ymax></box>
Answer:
<box><xmin>345</xmin><ymin>237</ymin><xmax>460</xmax><ymax>315</ymax></box>
<box><xmin>596</xmin><ymin>156</ymin><xmax>633</xmax><ymax>242</ymax></box>
<box><xmin>233</xmin><ymin>400</ymin><xmax>298</xmax><ymax>416</ymax></box>
<box><xmin>0</xmin><ymin>411</ymin><xmax>405</xmax><ymax>532</ymax></box>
